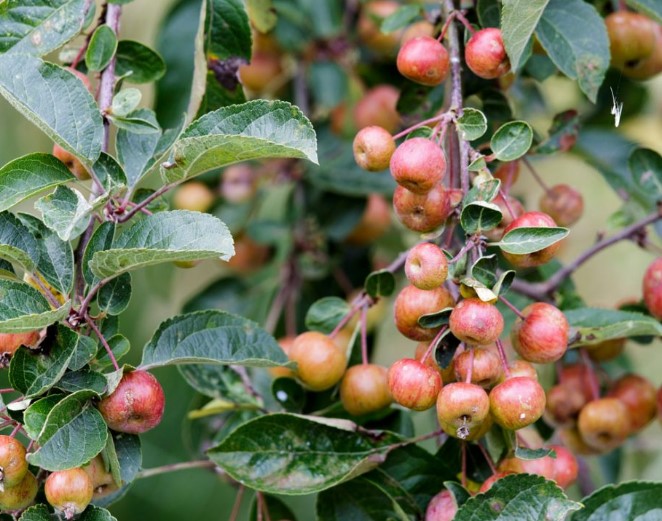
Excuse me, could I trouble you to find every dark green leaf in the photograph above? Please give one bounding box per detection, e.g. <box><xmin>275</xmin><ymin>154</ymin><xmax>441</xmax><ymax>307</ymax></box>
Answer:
<box><xmin>535</xmin><ymin>110</ymin><xmax>580</xmax><ymax>155</ymax></box>
<box><xmin>15</xmin><ymin>505</ymin><xmax>53</xmax><ymax>521</ymax></box>
<box><xmin>446</xmin><ymin>482</ymin><xmax>471</xmax><ymax>508</ymax></box>
<box><xmin>461</xmin><ymin>201</ymin><xmax>503</xmax><ymax>234</ymax></box>
<box><xmin>56</xmin><ymin>367</ymin><xmax>108</xmax><ymax>394</ymax></box>
<box><xmin>0</xmin><ymin>153</ymin><xmax>75</xmax><ymax>212</ymax></box>
<box><xmin>98</xmin><ymin>274</ymin><xmax>132</xmax><ymax>315</ymax></box>
<box><xmin>515</xmin><ymin>446</ymin><xmax>555</xmax><ymax>460</ymax></box>
<box><xmin>23</xmin><ymin>394</ymin><xmax>65</xmax><ymax>440</ymax></box>
<box><xmin>0</xmin><ymin>55</ymin><xmax>103</xmax><ymax>166</ymax></box>
<box><xmin>68</xmin><ymin>334</ymin><xmax>98</xmax><ymax>371</ymax></box>
<box><xmin>477</xmin><ymin>0</ymin><xmax>500</xmax><ymax>27</ymax></box>
<box><xmin>94</xmin><ymin>334</ymin><xmax>130</xmax><ymax>369</ymax></box>
<box><xmin>115</xmin><ymin>40</ymin><xmax>166</xmax><ymax>83</ymax></box>
<box><xmin>497</xmin><ymin>226</ymin><xmax>569</xmax><ymax>254</ymax></box>
<box><xmin>305</xmin><ymin>296</ymin><xmax>350</xmax><ymax>334</ymax></box>
<box><xmin>0</xmin><ymin>211</ymin><xmax>40</xmax><ymax>272</ymax></box>
<box><xmin>0</xmin><ymin>0</ymin><xmax>88</xmax><ymax>56</ymax></box>
<box><xmin>141</xmin><ymin>310</ymin><xmax>291</xmax><ymax>369</ymax></box>
<box><xmin>457</xmin><ymin>108</ymin><xmax>488</xmax><ymax>141</ymax></box>
<box><xmin>471</xmin><ymin>255</ymin><xmax>498</xmax><ymax>288</ymax></box>
<box><xmin>77</xmin><ymin>507</ymin><xmax>117</xmax><ymax>521</ymax></box>
<box><xmin>92</xmin><ymin>153</ymin><xmax>128</xmax><ymax>192</ymax></box>
<box><xmin>179</xmin><ymin>364</ymin><xmax>256</xmax><ymax>403</ymax></box>
<box><xmin>115</xmin><ymin>109</ymin><xmax>163</xmax><ymax>189</ymax></box>
<box><xmin>309</xmin><ymin>61</ymin><xmax>347</xmax><ymax>109</ymax></box>
<box><xmin>365</xmin><ymin>270</ymin><xmax>396</xmax><ymax>298</ymax></box>
<box><xmin>493</xmin><ymin>270</ymin><xmax>515</xmax><ymax>296</ymax></box>
<box><xmin>9</xmin><ymin>324</ymin><xmax>77</xmax><ymax>398</ymax></box>
<box><xmin>490</xmin><ymin>121</ymin><xmax>533</xmax><ymax>162</ymax></box>
<box><xmin>85</xmin><ymin>25</ymin><xmax>118</xmax><ymax>72</ymax></box>
<box><xmin>83</xmin><ymin>222</ymin><xmax>115</xmax><ymax>285</ymax></box>
<box><xmin>625</xmin><ymin>0</ymin><xmax>662</xmax><ymax>24</ymax></box>
<box><xmin>535</xmin><ymin>0</ymin><xmax>609</xmax><ymax>102</ymax></box>
<box><xmin>208</xmin><ymin>413</ymin><xmax>400</xmax><ymax>495</ymax></box>
<box><xmin>0</xmin><ymin>280</ymin><xmax>70</xmax><ymax>333</ymax></box>
<box><xmin>566</xmin><ymin>308</ymin><xmax>662</xmax><ymax>347</ymax></box>
<box><xmin>501</xmin><ymin>0</ymin><xmax>550</xmax><ymax>71</ymax></box>
<box><xmin>272</xmin><ymin>377</ymin><xmax>305</xmax><ymax>412</ymax></box>
<box><xmin>381</xmin><ymin>5</ymin><xmax>420</xmax><ymax>33</ymax></box>
<box><xmin>417</xmin><ymin>307</ymin><xmax>453</xmax><ymax>329</ymax></box>
<box><xmin>571</xmin><ymin>481</ymin><xmax>662</xmax><ymax>521</ymax></box>
<box><xmin>629</xmin><ymin>148</ymin><xmax>662</xmax><ymax>202</ymax></box>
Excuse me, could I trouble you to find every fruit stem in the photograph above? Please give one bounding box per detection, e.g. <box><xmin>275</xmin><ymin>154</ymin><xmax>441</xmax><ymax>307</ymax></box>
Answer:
<box><xmin>498</xmin><ymin>296</ymin><xmax>525</xmax><ymax>320</ymax></box>
<box><xmin>580</xmin><ymin>349</ymin><xmax>601</xmax><ymax>401</ymax></box>
<box><xmin>454</xmin><ymin>11</ymin><xmax>476</xmax><ymax>35</ymax></box>
<box><xmin>9</xmin><ymin>422</ymin><xmax>21</xmax><ymax>438</ymax></box>
<box><xmin>329</xmin><ymin>294</ymin><xmax>367</xmax><ymax>339</ymax></box>
<box><xmin>421</xmin><ymin>326</ymin><xmax>448</xmax><ymax>363</ymax></box>
<box><xmin>498</xmin><ymin>189</ymin><xmax>518</xmax><ymax>219</ymax></box>
<box><xmin>437</xmin><ymin>11</ymin><xmax>457</xmax><ymax>42</ymax></box>
<box><xmin>477</xmin><ymin>441</ymin><xmax>497</xmax><ymax>474</ymax></box>
<box><xmin>228</xmin><ymin>485</ymin><xmax>245</xmax><ymax>521</ymax></box>
<box><xmin>0</xmin><ymin>389</ymin><xmax>13</xmax><ymax>394</ymax></box>
<box><xmin>465</xmin><ymin>346</ymin><xmax>474</xmax><ymax>383</ymax></box>
<box><xmin>495</xmin><ymin>339</ymin><xmax>511</xmax><ymax>378</ymax></box>
<box><xmin>449</xmin><ymin>238</ymin><xmax>476</xmax><ymax>264</ymax></box>
<box><xmin>116</xmin><ymin>182</ymin><xmax>178</xmax><ymax>223</ymax></box>
<box><xmin>392</xmin><ymin>113</ymin><xmax>449</xmax><ymax>140</ymax></box>
<box><xmin>461</xmin><ymin>441</ymin><xmax>468</xmax><ymax>487</ymax></box>
<box><xmin>136</xmin><ymin>459</ymin><xmax>218</xmax><ymax>480</ymax></box>
<box><xmin>360</xmin><ymin>304</ymin><xmax>369</xmax><ymax>365</ymax></box>
<box><xmin>522</xmin><ymin>157</ymin><xmax>551</xmax><ymax>194</ymax></box>
<box><xmin>86</xmin><ymin>315</ymin><xmax>120</xmax><ymax>371</ymax></box>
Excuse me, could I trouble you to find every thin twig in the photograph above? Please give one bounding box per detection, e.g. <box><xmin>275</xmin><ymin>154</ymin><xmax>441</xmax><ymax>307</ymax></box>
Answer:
<box><xmin>86</xmin><ymin>315</ymin><xmax>120</xmax><ymax>371</ymax></box>
<box><xmin>360</xmin><ymin>305</ymin><xmax>369</xmax><ymax>365</ymax></box>
<box><xmin>499</xmin><ymin>295</ymin><xmax>525</xmax><ymax>319</ymax></box>
<box><xmin>136</xmin><ymin>460</ymin><xmax>217</xmax><ymax>480</ymax></box>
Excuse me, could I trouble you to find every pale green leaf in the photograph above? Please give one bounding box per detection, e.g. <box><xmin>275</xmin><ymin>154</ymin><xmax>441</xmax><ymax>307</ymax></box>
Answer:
<box><xmin>490</xmin><ymin>121</ymin><xmax>533</xmax><ymax>162</ymax></box>
<box><xmin>457</xmin><ymin>108</ymin><xmax>488</xmax><ymax>141</ymax></box>
<box><xmin>498</xmin><ymin>226</ymin><xmax>569</xmax><ymax>254</ymax></box>
<box><xmin>0</xmin><ymin>280</ymin><xmax>70</xmax><ymax>333</ymax></box>
<box><xmin>571</xmin><ymin>481</ymin><xmax>662</xmax><ymax>521</ymax></box>
<box><xmin>0</xmin><ymin>211</ymin><xmax>39</xmax><ymax>271</ymax></box>
<box><xmin>35</xmin><ymin>185</ymin><xmax>105</xmax><ymax>241</ymax></box>
<box><xmin>566</xmin><ymin>308</ymin><xmax>662</xmax><ymax>347</ymax></box>
<box><xmin>501</xmin><ymin>0</ymin><xmax>550</xmax><ymax>71</ymax></box>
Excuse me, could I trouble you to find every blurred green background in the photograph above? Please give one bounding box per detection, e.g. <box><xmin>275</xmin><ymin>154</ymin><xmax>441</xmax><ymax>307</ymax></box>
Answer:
<box><xmin>1</xmin><ymin>0</ymin><xmax>662</xmax><ymax>519</ymax></box>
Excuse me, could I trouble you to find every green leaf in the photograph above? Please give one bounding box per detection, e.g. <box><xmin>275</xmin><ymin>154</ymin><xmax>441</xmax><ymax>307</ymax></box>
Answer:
<box><xmin>23</xmin><ymin>394</ymin><xmax>64</xmax><ymax>440</ymax></box>
<box><xmin>365</xmin><ymin>270</ymin><xmax>396</xmax><ymax>298</ymax></box>
<box><xmin>566</xmin><ymin>308</ymin><xmax>662</xmax><ymax>347</ymax></box>
<box><xmin>535</xmin><ymin>110</ymin><xmax>580</xmax><ymax>155</ymax></box>
<box><xmin>493</xmin><ymin>270</ymin><xmax>516</xmax><ymax>297</ymax></box>
<box><xmin>115</xmin><ymin>40</ymin><xmax>166</xmax><ymax>83</ymax></box>
<box><xmin>0</xmin><ymin>212</ymin><xmax>39</xmax><ymax>271</ymax></box>
<box><xmin>15</xmin><ymin>505</ymin><xmax>52</xmax><ymax>521</ymax></box>
<box><xmin>9</xmin><ymin>324</ymin><xmax>77</xmax><ymax>398</ymax></box>
<box><xmin>457</xmin><ymin>108</ymin><xmax>488</xmax><ymax>141</ymax></box>
<box><xmin>83</xmin><ymin>222</ymin><xmax>115</xmax><ymax>285</ymax></box>
<box><xmin>309</xmin><ymin>61</ymin><xmax>347</xmax><ymax>110</ymax></box>
<box><xmin>89</xmin><ymin>211</ymin><xmax>234</xmax><ymax>279</ymax></box>
<box><xmin>35</xmin><ymin>186</ymin><xmax>104</xmax><ymax>241</ymax></box>
<box><xmin>501</xmin><ymin>0</ymin><xmax>550</xmax><ymax>72</ymax></box>
<box><xmin>94</xmin><ymin>334</ymin><xmax>130</xmax><ymax>369</ymax></box>
<box><xmin>418</xmin><ymin>307</ymin><xmax>453</xmax><ymax>329</ymax></box>
<box><xmin>0</xmin><ymin>0</ymin><xmax>88</xmax><ymax>56</ymax></box>
<box><xmin>208</xmin><ymin>413</ymin><xmax>400</xmax><ymax>495</ymax></box>
<box><xmin>115</xmin><ymin>109</ymin><xmax>165</xmax><ymax>189</ymax></box>
<box><xmin>272</xmin><ymin>377</ymin><xmax>305</xmax><ymax>413</ymax></box>
<box><xmin>92</xmin><ymin>153</ymin><xmax>128</xmax><ymax>192</ymax></box>
<box><xmin>246</xmin><ymin>0</ymin><xmax>277</xmax><ymax>32</ymax></box>
<box><xmin>111</xmin><ymin>88</ymin><xmax>142</xmax><ymax>118</ymax></box>
<box><xmin>571</xmin><ymin>481</ymin><xmax>662</xmax><ymax>521</ymax></box>
<box><xmin>465</xmin><ymin>179</ymin><xmax>501</xmax><ymax>205</ymax></box>
<box><xmin>498</xmin><ymin>226</ymin><xmax>569</xmax><ymax>254</ymax></box>
<box><xmin>109</xmin><ymin>113</ymin><xmax>161</xmax><ymax>134</ymax></box>
<box><xmin>26</xmin><ymin>391</ymin><xmax>108</xmax><ymax>471</ymax></box>
<box><xmin>0</xmin><ymin>280</ymin><xmax>70</xmax><ymax>333</ymax></box>
<box><xmin>68</xmin><ymin>334</ymin><xmax>98</xmax><ymax>371</ymax></box>
<box><xmin>625</xmin><ymin>0</ymin><xmax>662</xmax><ymax>24</ymax></box>
<box><xmin>92</xmin><ymin>432</ymin><xmax>142</xmax><ymax>508</ymax></box>
<box><xmin>0</xmin><ymin>153</ymin><xmax>75</xmax><ymax>212</ymax></box>
<box><xmin>381</xmin><ymin>5</ymin><xmax>420</xmax><ymax>33</ymax></box>
<box><xmin>161</xmin><ymin>100</ymin><xmax>318</xmax><ymax>183</ymax></box>
<box><xmin>0</xmin><ymin>54</ymin><xmax>103</xmax><ymax>166</ymax></box>
<box><xmin>535</xmin><ymin>0</ymin><xmax>609</xmax><ymax>102</ymax></box>
<box><xmin>461</xmin><ymin>201</ymin><xmax>503</xmax><ymax>234</ymax></box>
<box><xmin>515</xmin><ymin>446</ymin><xmax>555</xmax><ymax>460</ymax></box>
<box><xmin>179</xmin><ymin>364</ymin><xmax>256</xmax><ymax>403</ymax></box>
<box><xmin>490</xmin><ymin>121</ymin><xmax>533</xmax><ymax>162</ymax></box>
<box><xmin>85</xmin><ymin>25</ymin><xmax>118</xmax><ymax>72</ymax></box>
<box><xmin>471</xmin><ymin>255</ymin><xmax>498</xmax><ymax>288</ymax></box>
<box><xmin>77</xmin><ymin>507</ymin><xmax>117</xmax><ymax>521</ymax></box>
<box><xmin>305</xmin><ymin>296</ymin><xmax>350</xmax><ymax>334</ymax></box>
<box><xmin>141</xmin><ymin>309</ymin><xmax>290</xmax><ymax>369</ymax></box>
<box><xmin>98</xmin><ymin>274</ymin><xmax>132</xmax><ymax>315</ymax></box>
<box><xmin>18</xmin><ymin>214</ymin><xmax>74</xmax><ymax>295</ymax></box>
<box><xmin>56</xmin><ymin>367</ymin><xmax>108</xmax><ymax>394</ymax></box>
<box><xmin>455</xmin><ymin>474</ymin><xmax>580</xmax><ymax>520</ymax></box>
<box><xmin>477</xmin><ymin>0</ymin><xmax>500</xmax><ymax>27</ymax></box>
<box><xmin>629</xmin><ymin>148</ymin><xmax>662</xmax><ymax>202</ymax></box>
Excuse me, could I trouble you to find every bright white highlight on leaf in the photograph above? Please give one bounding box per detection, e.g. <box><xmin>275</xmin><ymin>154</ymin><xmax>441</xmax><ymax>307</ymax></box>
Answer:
<box><xmin>610</xmin><ymin>87</ymin><xmax>623</xmax><ymax>127</ymax></box>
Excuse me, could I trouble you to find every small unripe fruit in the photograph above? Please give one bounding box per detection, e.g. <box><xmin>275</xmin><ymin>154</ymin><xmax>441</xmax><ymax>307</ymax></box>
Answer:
<box><xmin>172</xmin><ymin>182</ymin><xmax>215</xmax><ymax>213</ymax></box>
<box><xmin>623</xmin><ymin>24</ymin><xmax>662</xmax><ymax>80</ymax></box>
<box><xmin>465</xmin><ymin>28</ymin><xmax>511</xmax><ymax>79</ymax></box>
<box><xmin>489</xmin><ymin>376</ymin><xmax>546</xmax><ymax>430</ymax></box>
<box><xmin>269</xmin><ymin>336</ymin><xmax>297</xmax><ymax>380</ymax></box>
<box><xmin>0</xmin><ymin>471</ymin><xmax>37</xmax><ymax>511</ymax></box>
<box><xmin>586</xmin><ymin>338</ymin><xmax>625</xmax><ymax>362</ymax></box>
<box><xmin>358</xmin><ymin>1</ymin><xmax>403</xmax><ymax>56</ymax></box>
<box><xmin>405</xmin><ymin>243</ymin><xmax>448</xmax><ymax>290</ymax></box>
<box><xmin>0</xmin><ymin>331</ymin><xmax>40</xmax><ymax>357</ymax></box>
<box><xmin>452</xmin><ymin>348</ymin><xmax>502</xmax><ymax>389</ymax></box>
<box><xmin>501</xmin><ymin>211</ymin><xmax>562</xmax><ymax>268</ymax></box>
<box><xmin>83</xmin><ymin>455</ymin><xmax>118</xmax><ymax>499</ymax></box>
<box><xmin>221</xmin><ymin>164</ymin><xmax>256</xmax><ymax>203</ymax></box>
<box><xmin>353</xmin><ymin>126</ymin><xmax>396</xmax><ymax>171</ymax></box>
<box><xmin>550</xmin><ymin>444</ymin><xmax>578</xmax><ymax>489</ymax></box>
<box><xmin>289</xmin><ymin>332</ymin><xmax>347</xmax><ymax>391</ymax></box>
<box><xmin>607</xmin><ymin>374</ymin><xmax>657</xmax><ymax>432</ymax></box>
<box><xmin>539</xmin><ymin>184</ymin><xmax>584</xmax><ymax>227</ymax></box>
<box><xmin>605</xmin><ymin>11</ymin><xmax>656</xmax><ymax>71</ymax></box>
<box><xmin>388</xmin><ymin>358</ymin><xmax>442</xmax><ymax>411</ymax></box>
<box><xmin>577</xmin><ymin>398</ymin><xmax>630</xmax><ymax>452</ymax></box>
<box><xmin>396</xmin><ymin>36</ymin><xmax>450</xmax><ymax>86</ymax></box>
<box><xmin>340</xmin><ymin>364</ymin><xmax>392</xmax><ymax>416</ymax></box>
<box><xmin>449</xmin><ymin>298</ymin><xmax>504</xmax><ymax>346</ymax></box>
<box><xmin>545</xmin><ymin>383</ymin><xmax>587</xmax><ymax>428</ymax></box>
<box><xmin>345</xmin><ymin>194</ymin><xmax>391</xmax><ymax>245</ymax></box>
<box><xmin>436</xmin><ymin>382</ymin><xmax>490</xmax><ymax>440</ymax></box>
<box><xmin>394</xmin><ymin>284</ymin><xmax>454</xmax><ymax>341</ymax></box>
<box><xmin>425</xmin><ymin>489</ymin><xmax>457</xmax><ymax>521</ymax></box>
<box><xmin>53</xmin><ymin>144</ymin><xmax>90</xmax><ymax>180</ymax></box>
<box><xmin>239</xmin><ymin>52</ymin><xmax>283</xmax><ymax>92</ymax></box>
<box><xmin>643</xmin><ymin>257</ymin><xmax>662</xmax><ymax>320</ymax></box>
<box><xmin>98</xmin><ymin>370</ymin><xmax>165</xmax><ymax>434</ymax></box>
<box><xmin>354</xmin><ymin>85</ymin><xmax>401</xmax><ymax>133</ymax></box>
<box><xmin>390</xmin><ymin>138</ymin><xmax>446</xmax><ymax>194</ymax></box>
<box><xmin>0</xmin><ymin>436</ymin><xmax>27</xmax><ymax>490</ymax></box>
<box><xmin>393</xmin><ymin>184</ymin><xmax>453</xmax><ymax>233</ymax></box>
<box><xmin>510</xmin><ymin>302</ymin><xmax>569</xmax><ymax>364</ymax></box>
<box><xmin>45</xmin><ymin>468</ymin><xmax>93</xmax><ymax>519</ymax></box>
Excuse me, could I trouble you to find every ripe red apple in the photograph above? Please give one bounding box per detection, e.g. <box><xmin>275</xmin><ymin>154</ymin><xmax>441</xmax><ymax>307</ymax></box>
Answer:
<box><xmin>340</xmin><ymin>364</ymin><xmax>392</xmax><ymax>416</ymax></box>
<box><xmin>465</xmin><ymin>28</ymin><xmax>511</xmax><ymax>79</ymax></box>
<box><xmin>345</xmin><ymin>194</ymin><xmax>391</xmax><ymax>245</ymax></box>
<box><xmin>221</xmin><ymin>164</ymin><xmax>256</xmax><ymax>203</ymax></box>
<box><xmin>550</xmin><ymin>444</ymin><xmax>578</xmax><ymax>489</ymax></box>
<box><xmin>643</xmin><ymin>257</ymin><xmax>662</xmax><ymax>319</ymax></box>
<box><xmin>390</xmin><ymin>138</ymin><xmax>446</xmax><ymax>194</ymax></box>
<box><xmin>501</xmin><ymin>211</ymin><xmax>562</xmax><ymax>268</ymax></box>
<box><xmin>98</xmin><ymin>370</ymin><xmax>165</xmax><ymax>434</ymax></box>
<box><xmin>479</xmin><ymin>471</ymin><xmax>514</xmax><ymax>493</ymax></box>
<box><xmin>397</xmin><ymin>36</ymin><xmax>450</xmax><ymax>86</ymax></box>
<box><xmin>484</xmin><ymin>193</ymin><xmax>525</xmax><ymax>242</ymax></box>
<box><xmin>436</xmin><ymin>382</ymin><xmax>491</xmax><ymax>440</ymax></box>
<box><xmin>498</xmin><ymin>359</ymin><xmax>538</xmax><ymax>383</ymax></box>
<box><xmin>388</xmin><ymin>358</ymin><xmax>442</xmax><ymax>411</ymax></box>
<box><xmin>448</xmin><ymin>298</ymin><xmax>504</xmax><ymax>346</ymax></box>
<box><xmin>539</xmin><ymin>184</ymin><xmax>584</xmax><ymax>227</ymax></box>
<box><xmin>489</xmin><ymin>376</ymin><xmax>546</xmax><ymax>430</ymax></box>
<box><xmin>289</xmin><ymin>331</ymin><xmax>347</xmax><ymax>391</ymax></box>
<box><xmin>607</xmin><ymin>374</ymin><xmax>657</xmax><ymax>432</ymax></box>
<box><xmin>394</xmin><ymin>284</ymin><xmax>454</xmax><ymax>341</ymax></box>
<box><xmin>510</xmin><ymin>302</ymin><xmax>569</xmax><ymax>363</ymax></box>
<box><xmin>405</xmin><ymin>242</ymin><xmax>449</xmax><ymax>290</ymax></box>
<box><xmin>353</xmin><ymin>126</ymin><xmax>396</xmax><ymax>171</ymax></box>
<box><xmin>425</xmin><ymin>489</ymin><xmax>457</xmax><ymax>521</ymax></box>
<box><xmin>357</xmin><ymin>1</ymin><xmax>403</xmax><ymax>56</ymax></box>
<box><xmin>354</xmin><ymin>85</ymin><xmax>401</xmax><ymax>133</ymax></box>
<box><xmin>393</xmin><ymin>184</ymin><xmax>453</xmax><ymax>233</ymax></box>
<box><xmin>53</xmin><ymin>144</ymin><xmax>90</xmax><ymax>180</ymax></box>
<box><xmin>545</xmin><ymin>383</ymin><xmax>587</xmax><ymax>428</ymax></box>
<box><xmin>0</xmin><ymin>436</ymin><xmax>27</xmax><ymax>490</ymax></box>
<box><xmin>172</xmin><ymin>181</ymin><xmax>215</xmax><ymax>213</ymax></box>
<box><xmin>0</xmin><ymin>331</ymin><xmax>40</xmax><ymax>357</ymax></box>
<box><xmin>577</xmin><ymin>398</ymin><xmax>630</xmax><ymax>452</ymax></box>
<box><xmin>0</xmin><ymin>471</ymin><xmax>37</xmax><ymax>511</ymax></box>
<box><xmin>605</xmin><ymin>11</ymin><xmax>656</xmax><ymax>72</ymax></box>
<box><xmin>452</xmin><ymin>347</ymin><xmax>502</xmax><ymax>388</ymax></box>
<box><xmin>45</xmin><ymin>468</ymin><xmax>93</xmax><ymax>519</ymax></box>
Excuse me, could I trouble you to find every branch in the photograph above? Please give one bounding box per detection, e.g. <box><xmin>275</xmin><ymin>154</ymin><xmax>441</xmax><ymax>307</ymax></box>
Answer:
<box><xmin>115</xmin><ymin>182</ymin><xmax>177</xmax><ymax>223</ymax></box>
